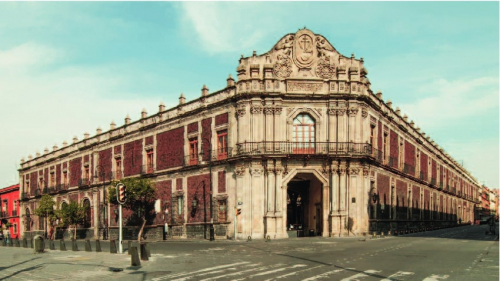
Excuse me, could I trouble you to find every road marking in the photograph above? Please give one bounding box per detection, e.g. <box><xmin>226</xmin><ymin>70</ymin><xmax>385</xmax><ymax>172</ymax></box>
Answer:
<box><xmin>263</xmin><ymin>265</ymin><xmax>325</xmax><ymax>280</ymax></box>
<box><xmin>380</xmin><ymin>271</ymin><xmax>414</xmax><ymax>281</ymax></box>
<box><xmin>341</xmin><ymin>269</ymin><xmax>381</xmax><ymax>281</ymax></box>
<box><xmin>151</xmin><ymin>262</ymin><xmax>251</xmax><ymax>281</ymax></box>
<box><xmin>302</xmin><ymin>268</ymin><xmax>345</xmax><ymax>281</ymax></box>
<box><xmin>231</xmin><ymin>264</ymin><xmax>295</xmax><ymax>280</ymax></box>
<box><xmin>422</xmin><ymin>274</ymin><xmax>449</xmax><ymax>281</ymax></box>
<box><xmin>199</xmin><ymin>264</ymin><xmax>288</xmax><ymax>281</ymax></box>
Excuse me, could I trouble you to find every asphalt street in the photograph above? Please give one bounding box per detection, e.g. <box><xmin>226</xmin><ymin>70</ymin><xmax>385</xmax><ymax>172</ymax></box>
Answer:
<box><xmin>0</xmin><ymin>224</ymin><xmax>498</xmax><ymax>281</ymax></box>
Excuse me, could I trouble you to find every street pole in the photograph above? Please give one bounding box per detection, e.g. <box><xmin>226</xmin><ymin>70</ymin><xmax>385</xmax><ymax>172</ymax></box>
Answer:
<box><xmin>208</xmin><ymin>142</ymin><xmax>215</xmax><ymax>241</ymax></box>
<box><xmin>119</xmin><ymin>204</ymin><xmax>123</xmax><ymax>253</ymax></box>
<box><xmin>204</xmin><ymin>137</ymin><xmax>215</xmax><ymax>241</ymax></box>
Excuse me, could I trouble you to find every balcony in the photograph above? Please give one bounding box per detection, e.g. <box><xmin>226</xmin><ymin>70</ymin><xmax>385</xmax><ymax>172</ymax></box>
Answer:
<box><xmin>34</xmin><ymin>188</ymin><xmax>42</xmax><ymax>197</ymax></box>
<box><xmin>78</xmin><ymin>178</ymin><xmax>90</xmax><ymax>187</ymax></box>
<box><xmin>112</xmin><ymin>171</ymin><xmax>123</xmax><ymax>180</ymax></box>
<box><xmin>21</xmin><ymin>192</ymin><xmax>28</xmax><ymax>200</ymax></box>
<box><xmin>42</xmin><ymin>187</ymin><xmax>49</xmax><ymax>194</ymax></box>
<box><xmin>12</xmin><ymin>210</ymin><xmax>17</xmax><ymax>217</ymax></box>
<box><xmin>373</xmin><ymin>148</ymin><xmax>383</xmax><ymax>163</ymax></box>
<box><xmin>403</xmin><ymin>163</ymin><xmax>415</xmax><ymax>176</ymax></box>
<box><xmin>235</xmin><ymin>142</ymin><xmax>372</xmax><ymax>157</ymax></box>
<box><xmin>419</xmin><ymin>171</ymin><xmax>425</xmax><ymax>181</ymax></box>
<box><xmin>141</xmin><ymin>164</ymin><xmax>156</xmax><ymax>175</ymax></box>
<box><xmin>0</xmin><ymin>211</ymin><xmax>7</xmax><ymax>218</ymax></box>
<box><xmin>439</xmin><ymin>183</ymin><xmax>443</xmax><ymax>190</ymax></box>
<box><xmin>56</xmin><ymin>183</ymin><xmax>69</xmax><ymax>192</ymax></box>
<box><xmin>430</xmin><ymin>178</ymin><xmax>436</xmax><ymax>186</ymax></box>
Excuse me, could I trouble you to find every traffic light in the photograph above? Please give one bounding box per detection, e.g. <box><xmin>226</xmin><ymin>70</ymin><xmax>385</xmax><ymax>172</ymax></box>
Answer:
<box><xmin>117</xmin><ymin>184</ymin><xmax>127</xmax><ymax>204</ymax></box>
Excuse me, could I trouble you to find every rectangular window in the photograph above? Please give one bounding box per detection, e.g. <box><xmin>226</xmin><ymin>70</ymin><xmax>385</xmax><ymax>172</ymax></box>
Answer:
<box><xmin>383</xmin><ymin>133</ymin><xmax>388</xmax><ymax>163</ymax></box>
<box><xmin>189</xmin><ymin>138</ymin><xmax>198</xmax><ymax>165</ymax></box>
<box><xmin>178</xmin><ymin>196</ymin><xmax>183</xmax><ymax>215</ymax></box>
<box><xmin>63</xmin><ymin>171</ymin><xmax>68</xmax><ymax>185</ymax></box>
<box><xmin>84</xmin><ymin>166</ymin><xmax>90</xmax><ymax>183</ymax></box>
<box><xmin>50</xmin><ymin>172</ymin><xmax>55</xmax><ymax>187</ymax></box>
<box><xmin>115</xmin><ymin>158</ymin><xmax>122</xmax><ymax>180</ymax></box>
<box><xmin>217</xmin><ymin>130</ymin><xmax>228</xmax><ymax>160</ymax></box>
<box><xmin>218</xmin><ymin>200</ymin><xmax>227</xmax><ymax>222</ymax></box>
<box><xmin>146</xmin><ymin>149</ymin><xmax>154</xmax><ymax>173</ymax></box>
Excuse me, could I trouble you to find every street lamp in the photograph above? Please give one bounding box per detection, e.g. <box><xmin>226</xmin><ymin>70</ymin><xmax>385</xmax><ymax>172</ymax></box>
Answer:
<box><xmin>94</xmin><ymin>165</ymin><xmax>107</xmax><ymax>239</ymax></box>
<box><xmin>202</xmin><ymin>137</ymin><xmax>215</xmax><ymax>241</ymax></box>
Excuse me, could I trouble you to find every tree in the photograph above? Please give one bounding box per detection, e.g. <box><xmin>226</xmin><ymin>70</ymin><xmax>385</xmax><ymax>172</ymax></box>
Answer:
<box><xmin>56</xmin><ymin>201</ymin><xmax>87</xmax><ymax>240</ymax></box>
<box><xmin>34</xmin><ymin>194</ymin><xmax>56</xmax><ymax>239</ymax></box>
<box><xmin>108</xmin><ymin>178</ymin><xmax>156</xmax><ymax>242</ymax></box>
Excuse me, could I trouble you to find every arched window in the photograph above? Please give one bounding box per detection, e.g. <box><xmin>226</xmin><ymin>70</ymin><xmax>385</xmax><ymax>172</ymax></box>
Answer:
<box><xmin>83</xmin><ymin>199</ymin><xmax>91</xmax><ymax>228</ymax></box>
<box><xmin>293</xmin><ymin>113</ymin><xmax>315</xmax><ymax>154</ymax></box>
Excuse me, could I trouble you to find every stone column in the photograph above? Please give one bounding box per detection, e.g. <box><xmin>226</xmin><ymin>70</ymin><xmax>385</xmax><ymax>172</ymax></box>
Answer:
<box><xmin>264</xmin><ymin>106</ymin><xmax>274</xmax><ymax>151</ymax></box>
<box><xmin>250</xmin><ymin>164</ymin><xmax>264</xmax><ymax>238</ymax></box>
<box><xmin>93</xmin><ymin>190</ymin><xmax>99</xmax><ymax>238</ymax></box>
<box><xmin>338</xmin><ymin>108</ymin><xmax>347</xmax><ymax>143</ymax></box>
<box><xmin>234</xmin><ymin>165</ymin><xmax>246</xmax><ymax>239</ymax></box>
<box><xmin>339</xmin><ymin>163</ymin><xmax>347</xmax><ymax>236</ymax></box>
<box><xmin>322</xmin><ymin>183</ymin><xmax>330</xmax><ymax>237</ymax></box>
<box><xmin>328</xmin><ymin>108</ymin><xmax>337</xmax><ymax>151</ymax></box>
<box><xmin>265</xmin><ymin>161</ymin><xmax>276</xmax><ymax>238</ymax></box>
<box><xmin>275</xmin><ymin>168</ymin><xmax>286</xmax><ymax>238</ymax></box>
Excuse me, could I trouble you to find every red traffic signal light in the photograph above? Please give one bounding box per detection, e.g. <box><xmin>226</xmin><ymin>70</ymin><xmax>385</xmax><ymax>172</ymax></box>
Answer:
<box><xmin>117</xmin><ymin>184</ymin><xmax>127</xmax><ymax>203</ymax></box>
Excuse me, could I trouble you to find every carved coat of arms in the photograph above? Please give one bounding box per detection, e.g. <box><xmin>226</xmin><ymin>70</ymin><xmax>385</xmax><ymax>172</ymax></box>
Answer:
<box><xmin>315</xmin><ymin>56</ymin><xmax>335</xmax><ymax>79</ymax></box>
<box><xmin>273</xmin><ymin>54</ymin><xmax>292</xmax><ymax>78</ymax></box>
<box><xmin>293</xmin><ymin>29</ymin><xmax>317</xmax><ymax>68</ymax></box>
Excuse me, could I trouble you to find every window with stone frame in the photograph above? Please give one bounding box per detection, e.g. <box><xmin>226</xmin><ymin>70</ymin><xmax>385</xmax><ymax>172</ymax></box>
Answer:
<box><xmin>293</xmin><ymin>113</ymin><xmax>315</xmax><ymax>154</ymax></box>
<box><xmin>218</xmin><ymin>200</ymin><xmax>227</xmax><ymax>222</ymax></box>
<box><xmin>383</xmin><ymin>133</ymin><xmax>388</xmax><ymax>164</ymax></box>
<box><xmin>146</xmin><ymin>149</ymin><xmax>154</xmax><ymax>173</ymax></box>
<box><xmin>39</xmin><ymin>216</ymin><xmax>44</xmax><ymax>231</ymax></box>
<box><xmin>115</xmin><ymin>158</ymin><xmax>122</xmax><ymax>180</ymax></box>
<box><xmin>63</xmin><ymin>171</ymin><xmax>68</xmax><ymax>185</ymax></box>
<box><xmin>217</xmin><ymin>130</ymin><xmax>228</xmax><ymax>160</ymax></box>
<box><xmin>50</xmin><ymin>171</ymin><xmax>55</xmax><ymax>187</ymax></box>
<box><xmin>369</xmin><ymin>124</ymin><xmax>375</xmax><ymax>155</ymax></box>
<box><xmin>189</xmin><ymin>138</ymin><xmax>198</xmax><ymax>165</ymax></box>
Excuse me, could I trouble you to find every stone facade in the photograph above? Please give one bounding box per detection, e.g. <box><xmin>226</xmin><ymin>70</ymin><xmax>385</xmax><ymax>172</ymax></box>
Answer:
<box><xmin>18</xmin><ymin>29</ymin><xmax>481</xmax><ymax>240</ymax></box>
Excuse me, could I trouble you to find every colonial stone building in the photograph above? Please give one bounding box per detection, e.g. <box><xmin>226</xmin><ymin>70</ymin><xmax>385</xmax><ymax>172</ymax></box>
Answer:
<box><xmin>18</xmin><ymin>28</ymin><xmax>481</xmax><ymax>240</ymax></box>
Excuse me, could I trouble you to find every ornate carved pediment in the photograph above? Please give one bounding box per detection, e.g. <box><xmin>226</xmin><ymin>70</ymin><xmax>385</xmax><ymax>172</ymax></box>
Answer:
<box><xmin>236</xmin><ymin>28</ymin><xmax>365</xmax><ymax>93</ymax></box>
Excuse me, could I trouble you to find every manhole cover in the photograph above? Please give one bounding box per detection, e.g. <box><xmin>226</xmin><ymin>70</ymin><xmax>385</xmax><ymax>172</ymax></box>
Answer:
<box><xmin>110</xmin><ymin>268</ymin><xmax>123</xmax><ymax>272</ymax></box>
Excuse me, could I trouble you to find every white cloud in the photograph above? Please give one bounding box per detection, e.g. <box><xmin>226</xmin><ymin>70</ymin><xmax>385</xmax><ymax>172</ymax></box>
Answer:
<box><xmin>0</xmin><ymin>43</ymin><xmax>173</xmax><ymax>187</ymax></box>
<box><xmin>178</xmin><ymin>2</ymin><xmax>281</xmax><ymax>55</ymax></box>
<box><xmin>398</xmin><ymin>76</ymin><xmax>499</xmax><ymax>131</ymax></box>
<box><xmin>0</xmin><ymin>42</ymin><xmax>62</xmax><ymax>73</ymax></box>
<box><xmin>442</xmin><ymin>138</ymin><xmax>499</xmax><ymax>188</ymax></box>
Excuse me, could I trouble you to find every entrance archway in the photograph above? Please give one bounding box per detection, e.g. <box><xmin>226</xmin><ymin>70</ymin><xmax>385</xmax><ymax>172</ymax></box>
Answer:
<box><xmin>284</xmin><ymin>171</ymin><xmax>326</xmax><ymax>237</ymax></box>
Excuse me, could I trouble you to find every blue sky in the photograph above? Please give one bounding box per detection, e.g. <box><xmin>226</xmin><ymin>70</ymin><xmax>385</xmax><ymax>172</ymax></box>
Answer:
<box><xmin>0</xmin><ymin>2</ymin><xmax>498</xmax><ymax>189</ymax></box>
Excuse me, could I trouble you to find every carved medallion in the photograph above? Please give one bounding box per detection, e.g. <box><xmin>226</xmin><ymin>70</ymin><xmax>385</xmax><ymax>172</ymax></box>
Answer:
<box><xmin>293</xmin><ymin>29</ymin><xmax>317</xmax><ymax>69</ymax></box>
<box><xmin>315</xmin><ymin>56</ymin><xmax>335</xmax><ymax>79</ymax></box>
<box><xmin>273</xmin><ymin>54</ymin><xmax>292</xmax><ymax>78</ymax></box>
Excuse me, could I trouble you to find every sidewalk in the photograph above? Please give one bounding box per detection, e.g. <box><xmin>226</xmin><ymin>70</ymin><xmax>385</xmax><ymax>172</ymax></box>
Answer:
<box><xmin>0</xmin><ymin>246</ymin><xmax>159</xmax><ymax>281</ymax></box>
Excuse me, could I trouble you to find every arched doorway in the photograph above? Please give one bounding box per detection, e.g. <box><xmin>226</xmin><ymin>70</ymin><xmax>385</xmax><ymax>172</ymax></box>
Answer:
<box><xmin>83</xmin><ymin>199</ymin><xmax>91</xmax><ymax>228</ymax></box>
<box><xmin>285</xmin><ymin>172</ymin><xmax>325</xmax><ymax>237</ymax></box>
<box><xmin>25</xmin><ymin>208</ymin><xmax>31</xmax><ymax>231</ymax></box>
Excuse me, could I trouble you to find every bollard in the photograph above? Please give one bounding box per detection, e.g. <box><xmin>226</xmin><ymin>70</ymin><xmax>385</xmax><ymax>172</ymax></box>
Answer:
<box><xmin>85</xmin><ymin>240</ymin><xmax>92</xmax><ymax>252</ymax></box>
<box><xmin>9</xmin><ymin>239</ymin><xmax>13</xmax><ymax>247</ymax></box>
<box><xmin>22</xmin><ymin>239</ymin><xmax>27</xmax><ymax>248</ymax></box>
<box><xmin>95</xmin><ymin>240</ymin><xmax>102</xmax><ymax>252</ymax></box>
<box><xmin>2</xmin><ymin>239</ymin><xmax>6</xmax><ymax>246</ymax></box>
<box><xmin>30</xmin><ymin>238</ymin><xmax>34</xmax><ymax>248</ymax></box>
<box><xmin>140</xmin><ymin>243</ymin><xmax>148</xmax><ymax>261</ymax></box>
<box><xmin>60</xmin><ymin>240</ymin><xmax>67</xmax><ymax>251</ymax></box>
<box><xmin>33</xmin><ymin>235</ymin><xmax>44</xmax><ymax>253</ymax></box>
<box><xmin>145</xmin><ymin>243</ymin><xmax>151</xmax><ymax>257</ymax></box>
<box><xmin>72</xmin><ymin>239</ymin><xmax>78</xmax><ymax>251</ymax></box>
<box><xmin>49</xmin><ymin>240</ymin><xmax>55</xmax><ymax>250</ymax></box>
<box><xmin>128</xmin><ymin>240</ymin><xmax>132</xmax><ymax>255</ymax></box>
<box><xmin>15</xmin><ymin>239</ymin><xmax>20</xmax><ymax>247</ymax></box>
<box><xmin>110</xmin><ymin>239</ymin><xmax>117</xmax><ymax>254</ymax></box>
<box><xmin>130</xmin><ymin>246</ymin><xmax>141</xmax><ymax>266</ymax></box>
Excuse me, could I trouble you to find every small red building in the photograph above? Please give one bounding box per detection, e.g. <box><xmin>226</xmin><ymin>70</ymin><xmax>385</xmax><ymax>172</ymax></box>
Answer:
<box><xmin>0</xmin><ymin>184</ymin><xmax>20</xmax><ymax>239</ymax></box>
